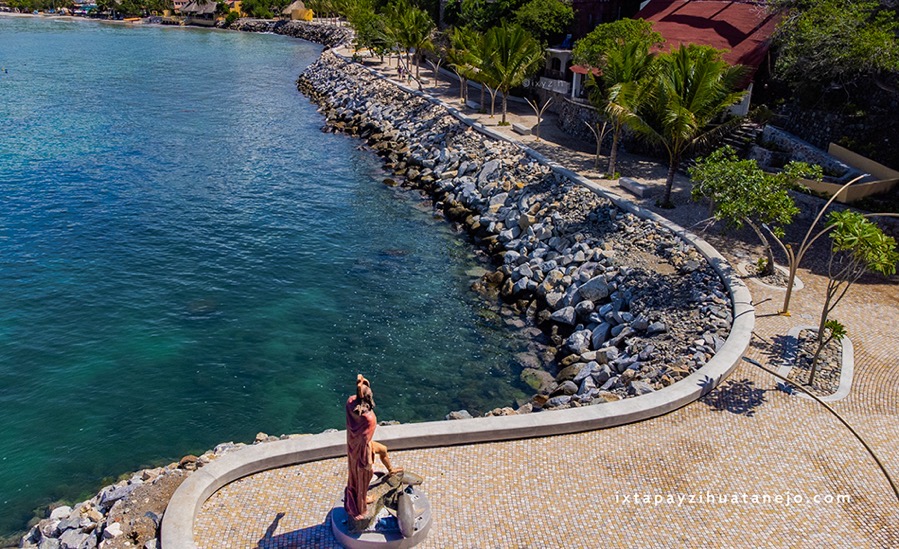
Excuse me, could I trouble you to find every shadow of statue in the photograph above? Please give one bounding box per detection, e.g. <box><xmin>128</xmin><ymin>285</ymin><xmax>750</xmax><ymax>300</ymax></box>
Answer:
<box><xmin>700</xmin><ymin>378</ymin><xmax>769</xmax><ymax>416</ymax></box>
<box><xmin>256</xmin><ymin>511</ymin><xmax>341</xmax><ymax>549</ymax></box>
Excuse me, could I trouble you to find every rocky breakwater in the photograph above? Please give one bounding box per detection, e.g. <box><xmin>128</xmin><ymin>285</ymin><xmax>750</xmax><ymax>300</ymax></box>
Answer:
<box><xmin>297</xmin><ymin>52</ymin><xmax>735</xmax><ymax>414</ymax></box>
<box><xmin>225</xmin><ymin>19</ymin><xmax>352</xmax><ymax>49</ymax></box>
<box><xmin>17</xmin><ymin>434</ymin><xmax>291</xmax><ymax>549</ymax></box>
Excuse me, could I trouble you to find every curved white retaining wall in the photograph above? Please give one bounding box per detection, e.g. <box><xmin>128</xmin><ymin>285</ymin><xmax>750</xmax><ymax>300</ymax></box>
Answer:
<box><xmin>160</xmin><ymin>54</ymin><xmax>755</xmax><ymax>549</ymax></box>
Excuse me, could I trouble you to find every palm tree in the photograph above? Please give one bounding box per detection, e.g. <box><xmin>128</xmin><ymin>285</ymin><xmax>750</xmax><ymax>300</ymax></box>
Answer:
<box><xmin>480</xmin><ymin>23</ymin><xmax>544</xmax><ymax>125</ymax></box>
<box><xmin>625</xmin><ymin>44</ymin><xmax>747</xmax><ymax>208</ymax></box>
<box><xmin>447</xmin><ymin>26</ymin><xmax>479</xmax><ymax>103</ymax></box>
<box><xmin>385</xmin><ymin>1</ymin><xmax>435</xmax><ymax>85</ymax></box>
<box><xmin>589</xmin><ymin>40</ymin><xmax>656</xmax><ymax>177</ymax></box>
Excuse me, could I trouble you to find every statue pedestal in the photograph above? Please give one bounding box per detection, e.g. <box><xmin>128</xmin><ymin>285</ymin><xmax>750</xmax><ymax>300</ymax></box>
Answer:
<box><xmin>330</xmin><ymin>486</ymin><xmax>431</xmax><ymax>549</ymax></box>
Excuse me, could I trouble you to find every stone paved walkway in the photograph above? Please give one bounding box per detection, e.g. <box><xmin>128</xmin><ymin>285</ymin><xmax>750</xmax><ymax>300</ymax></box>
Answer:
<box><xmin>193</xmin><ymin>52</ymin><xmax>899</xmax><ymax>548</ymax></box>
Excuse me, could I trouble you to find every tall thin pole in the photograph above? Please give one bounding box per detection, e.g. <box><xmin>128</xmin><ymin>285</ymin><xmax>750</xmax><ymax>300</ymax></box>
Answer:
<box><xmin>741</xmin><ymin>356</ymin><xmax>898</xmax><ymax>503</ymax></box>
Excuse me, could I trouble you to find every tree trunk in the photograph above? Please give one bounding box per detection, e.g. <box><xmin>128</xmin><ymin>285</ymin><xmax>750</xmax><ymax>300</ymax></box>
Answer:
<box><xmin>808</xmin><ymin>336</ymin><xmax>827</xmax><ymax>387</ymax></box>
<box><xmin>808</xmin><ymin>291</ymin><xmax>833</xmax><ymax>386</ymax></box>
<box><xmin>746</xmin><ymin>219</ymin><xmax>776</xmax><ymax>276</ymax></box>
<box><xmin>782</xmin><ymin>245</ymin><xmax>797</xmax><ymax>314</ymax></box>
<box><xmin>501</xmin><ymin>92</ymin><xmax>507</xmax><ymax>125</ymax></box>
<box><xmin>662</xmin><ymin>156</ymin><xmax>678</xmax><ymax>208</ymax></box>
<box><xmin>607</xmin><ymin>124</ymin><xmax>620</xmax><ymax>176</ymax></box>
<box><xmin>480</xmin><ymin>84</ymin><xmax>485</xmax><ymax>111</ymax></box>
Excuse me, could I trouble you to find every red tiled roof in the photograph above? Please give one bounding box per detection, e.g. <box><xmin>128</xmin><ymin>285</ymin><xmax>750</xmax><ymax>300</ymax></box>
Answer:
<box><xmin>637</xmin><ymin>0</ymin><xmax>779</xmax><ymax>74</ymax></box>
<box><xmin>571</xmin><ymin>65</ymin><xmax>602</xmax><ymax>76</ymax></box>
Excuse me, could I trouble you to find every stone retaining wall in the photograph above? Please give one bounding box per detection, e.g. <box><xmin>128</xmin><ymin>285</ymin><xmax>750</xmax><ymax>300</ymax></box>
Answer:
<box><xmin>778</xmin><ymin>100</ymin><xmax>899</xmax><ymax>170</ymax></box>
<box><xmin>555</xmin><ymin>96</ymin><xmax>603</xmax><ymax>144</ymax></box>
<box><xmin>757</xmin><ymin>126</ymin><xmax>860</xmax><ymax>182</ymax></box>
<box><xmin>789</xmin><ymin>189</ymin><xmax>899</xmax><ymax>238</ymax></box>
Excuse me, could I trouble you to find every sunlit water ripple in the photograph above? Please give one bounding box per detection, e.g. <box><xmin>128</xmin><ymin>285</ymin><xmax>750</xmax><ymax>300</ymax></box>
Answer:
<box><xmin>0</xmin><ymin>16</ymin><xmax>529</xmax><ymax>538</ymax></box>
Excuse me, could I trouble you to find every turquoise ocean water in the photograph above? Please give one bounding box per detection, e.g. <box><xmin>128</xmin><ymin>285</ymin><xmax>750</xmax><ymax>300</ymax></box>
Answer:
<box><xmin>0</xmin><ymin>17</ymin><xmax>528</xmax><ymax>538</ymax></box>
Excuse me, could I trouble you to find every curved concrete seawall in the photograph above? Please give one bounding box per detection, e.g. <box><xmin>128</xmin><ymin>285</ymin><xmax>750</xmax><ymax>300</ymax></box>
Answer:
<box><xmin>161</xmin><ymin>52</ymin><xmax>754</xmax><ymax>548</ymax></box>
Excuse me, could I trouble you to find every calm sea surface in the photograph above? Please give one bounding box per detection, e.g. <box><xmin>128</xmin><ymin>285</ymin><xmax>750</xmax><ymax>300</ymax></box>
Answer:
<box><xmin>0</xmin><ymin>16</ymin><xmax>528</xmax><ymax>538</ymax></box>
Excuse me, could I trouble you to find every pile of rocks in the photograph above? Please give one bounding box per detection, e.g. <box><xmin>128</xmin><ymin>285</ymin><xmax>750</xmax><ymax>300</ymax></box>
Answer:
<box><xmin>223</xmin><ymin>19</ymin><xmax>353</xmax><ymax>49</ymax></box>
<box><xmin>18</xmin><ymin>434</ymin><xmax>289</xmax><ymax>549</ymax></box>
<box><xmin>298</xmin><ymin>52</ymin><xmax>734</xmax><ymax>412</ymax></box>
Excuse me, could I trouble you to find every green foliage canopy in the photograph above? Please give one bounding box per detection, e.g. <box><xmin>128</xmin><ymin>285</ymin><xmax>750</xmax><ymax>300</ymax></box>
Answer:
<box><xmin>240</xmin><ymin>0</ymin><xmax>276</xmax><ymax>18</ymax></box>
<box><xmin>345</xmin><ymin>0</ymin><xmax>388</xmax><ymax>53</ymax></box>
<box><xmin>447</xmin><ymin>0</ymin><xmax>527</xmax><ymax>32</ymax></box>
<box><xmin>689</xmin><ymin>145</ymin><xmax>821</xmax><ymax>237</ymax></box>
<box><xmin>512</xmin><ymin>0</ymin><xmax>574</xmax><ymax>44</ymax></box>
<box><xmin>828</xmin><ymin>210</ymin><xmax>899</xmax><ymax>277</ymax></box>
<box><xmin>772</xmin><ymin>0</ymin><xmax>899</xmax><ymax>95</ymax></box>
<box><xmin>572</xmin><ymin>18</ymin><xmax>663</xmax><ymax>68</ymax></box>
<box><xmin>689</xmin><ymin>145</ymin><xmax>818</xmax><ymax>274</ymax></box>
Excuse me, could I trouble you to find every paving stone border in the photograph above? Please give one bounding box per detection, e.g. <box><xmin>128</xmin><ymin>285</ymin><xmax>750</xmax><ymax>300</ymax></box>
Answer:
<box><xmin>776</xmin><ymin>325</ymin><xmax>854</xmax><ymax>402</ymax></box>
<box><xmin>160</xmin><ymin>52</ymin><xmax>755</xmax><ymax>549</ymax></box>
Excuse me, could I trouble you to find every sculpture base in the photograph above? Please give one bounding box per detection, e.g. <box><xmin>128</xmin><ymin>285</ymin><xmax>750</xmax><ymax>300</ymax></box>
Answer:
<box><xmin>330</xmin><ymin>487</ymin><xmax>431</xmax><ymax>549</ymax></box>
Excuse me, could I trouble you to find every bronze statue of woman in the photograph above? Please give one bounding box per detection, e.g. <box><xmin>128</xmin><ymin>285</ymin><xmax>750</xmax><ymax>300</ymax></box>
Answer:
<box><xmin>344</xmin><ymin>374</ymin><xmax>398</xmax><ymax>520</ymax></box>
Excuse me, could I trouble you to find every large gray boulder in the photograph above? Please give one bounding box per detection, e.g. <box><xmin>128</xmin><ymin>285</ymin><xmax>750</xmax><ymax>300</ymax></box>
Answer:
<box><xmin>564</xmin><ymin>330</ymin><xmax>592</xmax><ymax>355</ymax></box>
<box><xmin>591</xmin><ymin>322</ymin><xmax>611</xmax><ymax>348</ymax></box>
<box><xmin>550</xmin><ymin>306</ymin><xmax>577</xmax><ymax>326</ymax></box>
<box><xmin>577</xmin><ymin>275</ymin><xmax>610</xmax><ymax>302</ymax></box>
<box><xmin>629</xmin><ymin>380</ymin><xmax>655</xmax><ymax>396</ymax></box>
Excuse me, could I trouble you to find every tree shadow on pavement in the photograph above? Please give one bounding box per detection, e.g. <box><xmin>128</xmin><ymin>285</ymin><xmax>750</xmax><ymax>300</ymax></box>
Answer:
<box><xmin>700</xmin><ymin>378</ymin><xmax>769</xmax><ymax>416</ymax></box>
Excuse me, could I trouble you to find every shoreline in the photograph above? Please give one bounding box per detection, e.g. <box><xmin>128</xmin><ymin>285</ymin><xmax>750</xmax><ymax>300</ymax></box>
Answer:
<box><xmin>0</xmin><ymin>13</ymin><xmax>353</xmax><ymax>47</ymax></box>
<box><xmin>12</xmin><ymin>19</ymin><xmax>751</xmax><ymax>549</ymax></box>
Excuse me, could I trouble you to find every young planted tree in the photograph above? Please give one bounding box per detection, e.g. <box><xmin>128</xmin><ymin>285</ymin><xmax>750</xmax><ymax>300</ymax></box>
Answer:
<box><xmin>446</xmin><ymin>27</ymin><xmax>478</xmax><ymax>103</ymax></box>
<box><xmin>806</xmin><ymin>211</ymin><xmax>898</xmax><ymax>385</ymax></box>
<box><xmin>583</xmin><ymin>118</ymin><xmax>609</xmax><ymax>169</ymax></box>
<box><xmin>688</xmin><ymin>146</ymin><xmax>822</xmax><ymax>276</ymax></box>
<box><xmin>766</xmin><ymin>174</ymin><xmax>899</xmax><ymax>315</ymax></box>
<box><xmin>524</xmin><ymin>96</ymin><xmax>552</xmax><ymax>140</ymax></box>
<box><xmin>482</xmin><ymin>76</ymin><xmax>501</xmax><ymax>118</ymax></box>
<box><xmin>425</xmin><ymin>33</ymin><xmax>449</xmax><ymax>90</ymax></box>
<box><xmin>480</xmin><ymin>23</ymin><xmax>544</xmax><ymax>125</ymax></box>
<box><xmin>625</xmin><ymin>44</ymin><xmax>747</xmax><ymax>208</ymax></box>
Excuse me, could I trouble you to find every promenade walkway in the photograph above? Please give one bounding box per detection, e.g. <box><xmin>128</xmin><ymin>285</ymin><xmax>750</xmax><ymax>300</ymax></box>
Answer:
<box><xmin>192</xmin><ymin>53</ymin><xmax>899</xmax><ymax>548</ymax></box>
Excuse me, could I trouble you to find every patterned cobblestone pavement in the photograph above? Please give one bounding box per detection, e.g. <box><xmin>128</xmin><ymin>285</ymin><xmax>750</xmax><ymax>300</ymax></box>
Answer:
<box><xmin>194</xmin><ymin>55</ymin><xmax>898</xmax><ymax>548</ymax></box>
